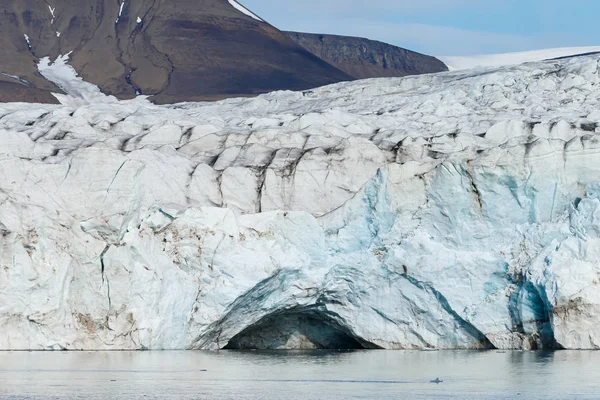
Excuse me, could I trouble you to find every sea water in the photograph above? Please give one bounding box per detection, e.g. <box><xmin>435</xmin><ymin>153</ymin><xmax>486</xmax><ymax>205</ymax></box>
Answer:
<box><xmin>0</xmin><ymin>350</ymin><xmax>598</xmax><ymax>399</ymax></box>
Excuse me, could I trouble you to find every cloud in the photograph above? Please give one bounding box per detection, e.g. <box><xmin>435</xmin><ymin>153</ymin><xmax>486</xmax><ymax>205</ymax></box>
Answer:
<box><xmin>307</xmin><ymin>21</ymin><xmax>552</xmax><ymax>56</ymax></box>
<box><xmin>242</xmin><ymin>0</ymin><xmax>595</xmax><ymax>56</ymax></box>
<box><xmin>243</xmin><ymin>0</ymin><xmax>523</xmax><ymax>55</ymax></box>
<box><xmin>269</xmin><ymin>15</ymin><xmax>548</xmax><ymax>56</ymax></box>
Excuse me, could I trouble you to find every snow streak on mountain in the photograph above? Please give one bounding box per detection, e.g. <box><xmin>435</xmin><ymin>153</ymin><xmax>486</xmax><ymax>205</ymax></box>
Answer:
<box><xmin>0</xmin><ymin>0</ymin><xmax>351</xmax><ymax>103</ymax></box>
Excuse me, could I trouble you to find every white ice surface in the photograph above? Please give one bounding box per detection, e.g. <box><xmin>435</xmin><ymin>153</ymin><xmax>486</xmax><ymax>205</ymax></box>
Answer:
<box><xmin>441</xmin><ymin>46</ymin><xmax>600</xmax><ymax>71</ymax></box>
<box><xmin>37</xmin><ymin>53</ymin><xmax>121</xmax><ymax>106</ymax></box>
<box><xmin>2</xmin><ymin>55</ymin><xmax>600</xmax><ymax>350</ymax></box>
<box><xmin>227</xmin><ymin>0</ymin><xmax>264</xmax><ymax>22</ymax></box>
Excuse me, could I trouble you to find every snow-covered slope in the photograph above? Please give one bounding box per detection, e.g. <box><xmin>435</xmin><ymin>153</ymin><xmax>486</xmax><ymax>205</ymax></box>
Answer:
<box><xmin>227</xmin><ymin>0</ymin><xmax>264</xmax><ymax>22</ymax></box>
<box><xmin>441</xmin><ymin>46</ymin><xmax>600</xmax><ymax>70</ymax></box>
<box><xmin>37</xmin><ymin>53</ymin><xmax>120</xmax><ymax>107</ymax></box>
<box><xmin>1</xmin><ymin>55</ymin><xmax>600</xmax><ymax>350</ymax></box>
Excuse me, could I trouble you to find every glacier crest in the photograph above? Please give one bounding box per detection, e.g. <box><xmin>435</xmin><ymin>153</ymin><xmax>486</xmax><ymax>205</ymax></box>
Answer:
<box><xmin>1</xmin><ymin>56</ymin><xmax>600</xmax><ymax>349</ymax></box>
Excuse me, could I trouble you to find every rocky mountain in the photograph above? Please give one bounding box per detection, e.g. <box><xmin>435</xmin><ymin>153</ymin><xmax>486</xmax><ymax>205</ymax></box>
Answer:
<box><xmin>0</xmin><ymin>80</ymin><xmax>58</xmax><ymax>104</ymax></box>
<box><xmin>0</xmin><ymin>0</ymin><xmax>352</xmax><ymax>104</ymax></box>
<box><xmin>1</xmin><ymin>54</ymin><xmax>600</xmax><ymax>350</ymax></box>
<box><xmin>286</xmin><ymin>32</ymin><xmax>448</xmax><ymax>79</ymax></box>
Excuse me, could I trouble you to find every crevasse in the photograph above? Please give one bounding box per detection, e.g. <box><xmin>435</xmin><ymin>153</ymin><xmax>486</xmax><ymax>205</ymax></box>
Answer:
<box><xmin>0</xmin><ymin>55</ymin><xmax>600</xmax><ymax>350</ymax></box>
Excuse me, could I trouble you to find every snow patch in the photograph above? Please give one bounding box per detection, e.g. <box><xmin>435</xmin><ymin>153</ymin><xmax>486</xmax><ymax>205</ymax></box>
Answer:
<box><xmin>0</xmin><ymin>72</ymin><xmax>33</xmax><ymax>88</ymax></box>
<box><xmin>137</xmin><ymin>17</ymin><xmax>142</xmax><ymax>24</ymax></box>
<box><xmin>441</xmin><ymin>46</ymin><xmax>600</xmax><ymax>71</ymax></box>
<box><xmin>227</xmin><ymin>0</ymin><xmax>264</xmax><ymax>22</ymax></box>
<box><xmin>116</xmin><ymin>1</ymin><xmax>125</xmax><ymax>24</ymax></box>
<box><xmin>48</xmin><ymin>5</ymin><xmax>55</xmax><ymax>23</ymax></box>
<box><xmin>23</xmin><ymin>34</ymin><xmax>31</xmax><ymax>50</ymax></box>
<box><xmin>37</xmin><ymin>53</ymin><xmax>119</xmax><ymax>106</ymax></box>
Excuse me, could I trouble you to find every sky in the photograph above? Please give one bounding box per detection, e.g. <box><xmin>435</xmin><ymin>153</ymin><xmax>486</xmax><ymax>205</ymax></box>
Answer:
<box><xmin>241</xmin><ymin>0</ymin><xmax>600</xmax><ymax>56</ymax></box>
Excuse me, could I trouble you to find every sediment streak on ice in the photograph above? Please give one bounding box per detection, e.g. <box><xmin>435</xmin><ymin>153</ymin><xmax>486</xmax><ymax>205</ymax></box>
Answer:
<box><xmin>1</xmin><ymin>55</ymin><xmax>600</xmax><ymax>350</ymax></box>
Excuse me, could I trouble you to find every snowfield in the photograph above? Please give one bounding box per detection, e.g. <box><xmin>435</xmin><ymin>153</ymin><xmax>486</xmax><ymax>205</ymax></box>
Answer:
<box><xmin>440</xmin><ymin>46</ymin><xmax>600</xmax><ymax>71</ymax></box>
<box><xmin>38</xmin><ymin>53</ymin><xmax>121</xmax><ymax>107</ymax></box>
<box><xmin>1</xmin><ymin>55</ymin><xmax>600</xmax><ymax>350</ymax></box>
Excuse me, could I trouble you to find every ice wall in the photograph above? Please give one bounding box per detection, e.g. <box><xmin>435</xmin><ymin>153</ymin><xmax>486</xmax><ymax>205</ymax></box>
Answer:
<box><xmin>1</xmin><ymin>56</ymin><xmax>600</xmax><ymax>349</ymax></box>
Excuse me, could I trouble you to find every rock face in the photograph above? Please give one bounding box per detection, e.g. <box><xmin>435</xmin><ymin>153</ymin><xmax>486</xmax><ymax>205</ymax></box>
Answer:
<box><xmin>1</xmin><ymin>55</ymin><xmax>600</xmax><ymax>350</ymax></box>
<box><xmin>0</xmin><ymin>0</ymin><xmax>351</xmax><ymax>103</ymax></box>
<box><xmin>0</xmin><ymin>80</ymin><xmax>59</xmax><ymax>104</ymax></box>
<box><xmin>287</xmin><ymin>32</ymin><xmax>448</xmax><ymax>79</ymax></box>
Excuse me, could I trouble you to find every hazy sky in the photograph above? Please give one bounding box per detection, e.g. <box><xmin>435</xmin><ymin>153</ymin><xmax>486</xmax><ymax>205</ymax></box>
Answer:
<box><xmin>241</xmin><ymin>0</ymin><xmax>599</xmax><ymax>56</ymax></box>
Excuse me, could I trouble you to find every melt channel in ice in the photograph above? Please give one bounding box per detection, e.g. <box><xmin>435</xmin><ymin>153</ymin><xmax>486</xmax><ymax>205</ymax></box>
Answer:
<box><xmin>1</xmin><ymin>54</ymin><xmax>600</xmax><ymax>350</ymax></box>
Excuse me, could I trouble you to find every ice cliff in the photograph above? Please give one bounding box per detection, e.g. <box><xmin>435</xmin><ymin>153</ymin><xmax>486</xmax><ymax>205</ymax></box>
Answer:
<box><xmin>2</xmin><ymin>55</ymin><xmax>600</xmax><ymax>350</ymax></box>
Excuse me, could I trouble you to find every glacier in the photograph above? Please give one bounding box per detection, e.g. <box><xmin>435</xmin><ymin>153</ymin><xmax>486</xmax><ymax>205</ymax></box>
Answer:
<box><xmin>1</xmin><ymin>55</ymin><xmax>600</xmax><ymax>350</ymax></box>
<box><xmin>440</xmin><ymin>46</ymin><xmax>600</xmax><ymax>71</ymax></box>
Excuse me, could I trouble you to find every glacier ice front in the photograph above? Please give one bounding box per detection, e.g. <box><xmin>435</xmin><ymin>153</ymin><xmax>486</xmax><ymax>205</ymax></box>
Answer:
<box><xmin>1</xmin><ymin>55</ymin><xmax>600</xmax><ymax>350</ymax></box>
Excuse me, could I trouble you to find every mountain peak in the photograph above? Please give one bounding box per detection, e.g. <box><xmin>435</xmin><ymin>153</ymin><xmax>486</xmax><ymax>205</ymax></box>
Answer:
<box><xmin>0</xmin><ymin>0</ymin><xmax>352</xmax><ymax>103</ymax></box>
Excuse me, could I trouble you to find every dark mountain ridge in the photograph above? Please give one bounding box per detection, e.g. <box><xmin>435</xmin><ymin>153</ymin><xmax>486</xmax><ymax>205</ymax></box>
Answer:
<box><xmin>286</xmin><ymin>32</ymin><xmax>448</xmax><ymax>79</ymax></box>
<box><xmin>0</xmin><ymin>1</ymin><xmax>447</xmax><ymax>104</ymax></box>
<box><xmin>0</xmin><ymin>0</ymin><xmax>351</xmax><ymax>103</ymax></box>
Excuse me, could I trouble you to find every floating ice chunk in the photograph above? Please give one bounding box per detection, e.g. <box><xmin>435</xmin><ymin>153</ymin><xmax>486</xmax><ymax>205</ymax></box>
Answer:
<box><xmin>227</xmin><ymin>0</ymin><xmax>264</xmax><ymax>22</ymax></box>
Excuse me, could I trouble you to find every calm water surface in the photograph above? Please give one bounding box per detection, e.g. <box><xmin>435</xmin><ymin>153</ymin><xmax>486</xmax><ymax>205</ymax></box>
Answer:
<box><xmin>0</xmin><ymin>350</ymin><xmax>598</xmax><ymax>399</ymax></box>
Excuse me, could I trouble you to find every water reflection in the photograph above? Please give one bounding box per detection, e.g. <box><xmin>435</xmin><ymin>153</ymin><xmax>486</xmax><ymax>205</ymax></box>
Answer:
<box><xmin>0</xmin><ymin>350</ymin><xmax>599</xmax><ymax>399</ymax></box>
